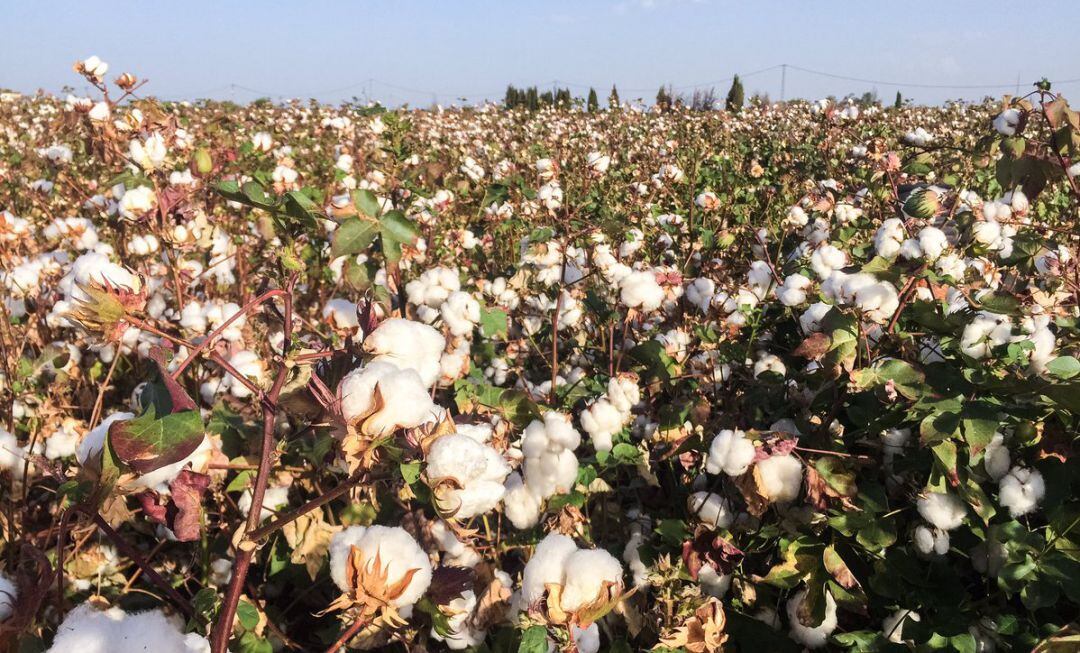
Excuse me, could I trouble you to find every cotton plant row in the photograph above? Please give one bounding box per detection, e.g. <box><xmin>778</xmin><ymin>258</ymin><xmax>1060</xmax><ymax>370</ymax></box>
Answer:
<box><xmin>0</xmin><ymin>59</ymin><xmax>1077</xmax><ymax>653</ymax></box>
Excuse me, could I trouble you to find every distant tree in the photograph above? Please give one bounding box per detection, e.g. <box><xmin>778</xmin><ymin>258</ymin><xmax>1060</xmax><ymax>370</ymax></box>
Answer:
<box><xmin>504</xmin><ymin>85</ymin><xmax>519</xmax><ymax>109</ymax></box>
<box><xmin>857</xmin><ymin>90</ymin><xmax>879</xmax><ymax>107</ymax></box>
<box><xmin>526</xmin><ymin>86</ymin><xmax>539</xmax><ymax>111</ymax></box>
<box><xmin>691</xmin><ymin>87</ymin><xmax>717</xmax><ymax>111</ymax></box>
<box><xmin>587</xmin><ymin>87</ymin><xmax>599</xmax><ymax>112</ymax></box>
<box><xmin>555</xmin><ymin>88</ymin><xmax>572</xmax><ymax>107</ymax></box>
<box><xmin>540</xmin><ymin>90</ymin><xmax>554</xmax><ymax>107</ymax></box>
<box><xmin>894</xmin><ymin>90</ymin><xmax>903</xmax><ymax>109</ymax></box>
<box><xmin>609</xmin><ymin>84</ymin><xmax>620</xmax><ymax>109</ymax></box>
<box><xmin>656</xmin><ymin>85</ymin><xmax>672</xmax><ymax>111</ymax></box>
<box><xmin>726</xmin><ymin>75</ymin><xmax>744</xmax><ymax>112</ymax></box>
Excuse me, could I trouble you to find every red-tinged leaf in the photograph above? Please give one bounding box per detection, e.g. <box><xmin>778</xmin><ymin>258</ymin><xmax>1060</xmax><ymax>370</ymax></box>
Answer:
<box><xmin>137</xmin><ymin>490</ymin><xmax>168</xmax><ymax>525</ymax></box>
<box><xmin>148</xmin><ymin>347</ymin><xmax>197</xmax><ymax>413</ymax></box>
<box><xmin>793</xmin><ymin>332</ymin><xmax>831</xmax><ymax>360</ymax></box>
<box><xmin>428</xmin><ymin>566</ymin><xmax>476</xmax><ymax>606</ymax></box>
<box><xmin>169</xmin><ymin>470</ymin><xmax>210</xmax><ymax>541</ymax></box>
<box><xmin>108</xmin><ymin>405</ymin><xmax>204</xmax><ymax>475</ymax></box>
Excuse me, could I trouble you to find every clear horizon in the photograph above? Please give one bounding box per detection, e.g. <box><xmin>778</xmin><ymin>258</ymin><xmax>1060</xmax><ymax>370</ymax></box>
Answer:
<box><xmin>3</xmin><ymin>0</ymin><xmax>1078</xmax><ymax>106</ymax></box>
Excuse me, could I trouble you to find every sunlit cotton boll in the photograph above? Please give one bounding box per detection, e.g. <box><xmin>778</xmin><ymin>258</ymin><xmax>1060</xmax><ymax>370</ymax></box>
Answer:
<box><xmin>983</xmin><ymin>433</ymin><xmax>1011</xmax><ymax>481</ymax></box>
<box><xmin>502</xmin><ymin>472</ymin><xmax>543</xmax><ymax>529</ymax></box>
<box><xmin>328</xmin><ymin>525</ymin><xmax>433</xmax><ymax>608</ymax></box>
<box><xmin>810</xmin><ymin>244</ymin><xmax>848</xmax><ymax>279</ymax></box>
<box><xmin>426</xmin><ymin>433</ymin><xmax>511</xmax><ymax>518</ymax></box>
<box><xmin>874</xmin><ymin>218</ymin><xmax>906</xmax><ymax>259</ymax></box>
<box><xmin>706</xmin><ymin>429</ymin><xmax>756</xmax><ymax>476</ymax></box>
<box><xmin>580</xmin><ymin>398</ymin><xmax>624</xmax><ymax>453</ymax></box>
<box><xmin>337</xmin><ymin>361</ymin><xmax>437</xmax><ymax>435</ymax></box>
<box><xmin>998</xmin><ymin>466</ymin><xmax>1045</xmax><ymax>517</ymax></box>
<box><xmin>993</xmin><ymin>108</ymin><xmax>1021</xmax><ymax>136</ymax></box>
<box><xmin>960</xmin><ymin>312</ymin><xmax>1013</xmax><ymax>359</ymax></box>
<box><xmin>118</xmin><ymin>186</ymin><xmax>156</xmax><ymax>220</ymax></box>
<box><xmin>520</xmin><ymin>412</ymin><xmax>581</xmax><ymax>499</ymax></box>
<box><xmin>786</xmin><ymin>588</ymin><xmax>838</xmax><ymax>649</ymax></box>
<box><xmin>917</xmin><ymin>492</ymin><xmax>967</xmax><ymax>530</ymax></box>
<box><xmin>440</xmin><ymin>290</ymin><xmax>481</xmax><ymax>337</ymax></box>
<box><xmin>913</xmin><ymin>524</ymin><xmax>950</xmax><ymax>556</ymax></box>
<box><xmin>559</xmin><ymin>548</ymin><xmax>624</xmax><ymax>611</ymax></box>
<box><xmin>45</xmin><ymin>603</ymin><xmax>209</xmax><ymax>653</ymax></box>
<box><xmin>756</xmin><ymin>454</ymin><xmax>803</xmax><ymax>503</ymax></box>
<box><xmin>776</xmin><ymin>273</ymin><xmax>812</xmax><ymax>307</ymax></box>
<box><xmin>620</xmin><ymin>270</ymin><xmax>665</xmax><ymax>312</ymax></box>
<box><xmin>363</xmin><ymin>318</ymin><xmax>446</xmax><ymax>388</ymax></box>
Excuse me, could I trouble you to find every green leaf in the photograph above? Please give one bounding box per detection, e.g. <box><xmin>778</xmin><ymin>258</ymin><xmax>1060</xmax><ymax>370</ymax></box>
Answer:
<box><xmin>237</xmin><ymin>633</ymin><xmax>272</xmax><ymax>653</ymax></box>
<box><xmin>108</xmin><ymin>405</ymin><xmax>205</xmax><ymax>475</ymax></box>
<box><xmin>241</xmin><ymin>181</ymin><xmax>275</xmax><ymax>209</ymax></box>
<box><xmin>480</xmin><ymin>307</ymin><xmax>509</xmax><ymax>339</ymax></box>
<box><xmin>975</xmin><ymin>293</ymin><xmax>1021</xmax><ymax>316</ymax></box>
<box><xmin>1046</xmin><ymin>356</ymin><xmax>1080</xmax><ymax>380</ymax></box>
<box><xmin>378</xmin><ymin>210</ymin><xmax>419</xmax><ymax>264</ymax></box>
<box><xmin>400</xmin><ymin>461</ymin><xmax>422</xmax><ymax>485</ymax></box>
<box><xmin>518</xmin><ymin>625</ymin><xmax>549</xmax><ymax>653</ymax></box>
<box><xmin>331</xmin><ymin>217</ymin><xmax>378</xmax><ymax>258</ymax></box>
<box><xmin>353</xmin><ymin>189</ymin><xmax>382</xmax><ymax>218</ymax></box>
<box><xmin>236</xmin><ymin>600</ymin><xmax>260</xmax><ymax>630</ymax></box>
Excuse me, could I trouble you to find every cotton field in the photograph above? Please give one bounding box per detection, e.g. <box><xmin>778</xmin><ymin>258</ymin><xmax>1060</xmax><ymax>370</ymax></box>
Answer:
<box><xmin>0</xmin><ymin>58</ymin><xmax>1078</xmax><ymax>653</ymax></box>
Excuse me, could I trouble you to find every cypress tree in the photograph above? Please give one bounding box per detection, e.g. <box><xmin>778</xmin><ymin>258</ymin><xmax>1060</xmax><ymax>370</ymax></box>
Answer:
<box><xmin>587</xmin><ymin>87</ymin><xmax>598</xmax><ymax>112</ymax></box>
<box><xmin>609</xmin><ymin>84</ymin><xmax>620</xmax><ymax>109</ymax></box>
<box><xmin>726</xmin><ymin>75</ymin><xmax>744</xmax><ymax>112</ymax></box>
<box><xmin>894</xmin><ymin>91</ymin><xmax>903</xmax><ymax>109</ymax></box>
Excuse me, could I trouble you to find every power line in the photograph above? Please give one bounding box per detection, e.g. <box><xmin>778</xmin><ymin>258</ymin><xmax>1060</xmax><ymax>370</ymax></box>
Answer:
<box><xmin>786</xmin><ymin>65</ymin><xmax>1080</xmax><ymax>90</ymax></box>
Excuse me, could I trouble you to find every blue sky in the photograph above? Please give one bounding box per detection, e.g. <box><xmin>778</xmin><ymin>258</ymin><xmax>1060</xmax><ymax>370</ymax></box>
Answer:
<box><xmin>3</xmin><ymin>0</ymin><xmax>1078</xmax><ymax>105</ymax></box>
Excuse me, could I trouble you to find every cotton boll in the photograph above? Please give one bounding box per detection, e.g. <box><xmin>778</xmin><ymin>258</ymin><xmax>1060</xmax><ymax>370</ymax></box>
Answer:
<box><xmin>983</xmin><ymin>433</ymin><xmax>1010</xmax><ymax>480</ymax></box>
<box><xmin>0</xmin><ymin>572</ymin><xmax>15</xmax><ymax>621</ymax></box>
<box><xmin>799</xmin><ymin>302</ymin><xmax>832</xmax><ymax>333</ymax></box>
<box><xmin>776</xmin><ymin>273</ymin><xmax>812</xmax><ymax>307</ymax></box>
<box><xmin>998</xmin><ymin>466</ymin><xmax>1045</xmax><ymax>517</ymax></box>
<box><xmin>918</xmin><ymin>226</ymin><xmax>949</xmax><ymax>261</ymax></box>
<box><xmin>220</xmin><ymin>350</ymin><xmax>264</xmax><ymax>399</ymax></box>
<box><xmin>46</xmin><ymin>603</ymin><xmax>210</xmax><ymax>653</ymax></box>
<box><xmin>337</xmin><ymin>361</ymin><xmax>437</xmax><ymax>434</ymax></box>
<box><xmin>756</xmin><ymin>454</ymin><xmax>802</xmax><ymax>503</ymax></box>
<box><xmin>698</xmin><ymin>565</ymin><xmax>731</xmax><ymax>598</ymax></box>
<box><xmin>440</xmin><ymin>290</ymin><xmax>481</xmax><ymax>337</ymax></box>
<box><xmin>406</xmin><ymin>267</ymin><xmax>460</xmax><ymax>308</ymax></box>
<box><xmin>881</xmin><ymin>427</ymin><xmax>910</xmax><ymax>465</ymax></box>
<box><xmin>430</xmin><ymin>520</ymin><xmax>481</xmax><ymax>568</ymax></box>
<box><xmin>913</xmin><ymin>525</ymin><xmax>950</xmax><ymax>556</ymax></box>
<box><xmin>426</xmin><ymin>434</ymin><xmax>511</xmax><ymax>518</ymax></box>
<box><xmin>917</xmin><ymin>492</ymin><xmax>967</xmax><ymax>531</ymax></box>
<box><xmin>238</xmin><ymin>484</ymin><xmax>290</xmax><ymax>522</ymax></box>
<box><xmin>685</xmin><ymin>277</ymin><xmax>716</xmax><ymax>313</ymax></box>
<box><xmin>811</xmin><ymin>244</ymin><xmax>848</xmax><ymax>279</ymax></box>
<box><xmin>753</xmin><ymin>352</ymin><xmax>786</xmax><ymax>378</ymax></box>
<box><xmin>580</xmin><ymin>398</ymin><xmax>624</xmax><ymax>453</ymax></box>
<box><xmin>521</xmin><ymin>533</ymin><xmax>578</xmax><ymax>606</ymax></box>
<box><xmin>786</xmin><ymin>588</ymin><xmax>838</xmax><ymax>649</ymax></box>
<box><xmin>620</xmin><ymin>270</ymin><xmax>665</xmax><ymax>312</ymax></box>
<box><xmin>706</xmin><ymin>429</ymin><xmax>756</xmax><ymax>476</ymax></box>
<box><xmin>874</xmin><ymin>218</ymin><xmax>906</xmax><ymax>259</ymax></box>
<box><xmin>363</xmin><ymin>318</ymin><xmax>446</xmax><ymax>387</ymax></box>
<box><xmin>572</xmin><ymin>623</ymin><xmax>600</xmax><ymax>653</ymax></box>
<box><xmin>559</xmin><ymin>548</ymin><xmax>624</xmax><ymax>611</ymax></box>
<box><xmin>328</xmin><ymin>525</ymin><xmax>432</xmax><ymax>608</ymax></box>
<box><xmin>899</xmin><ymin>238</ymin><xmax>923</xmax><ymax>261</ymax></box>
<box><xmin>960</xmin><ymin>313</ymin><xmax>1013</xmax><ymax>359</ymax></box>
<box><xmin>882</xmin><ymin>609</ymin><xmax>921</xmax><ymax>643</ymax></box>
<box><xmin>689</xmin><ymin>491</ymin><xmax>733</xmax><ymax>529</ymax></box>
<box><xmin>606</xmin><ymin>375</ymin><xmax>640</xmax><ymax>416</ymax></box>
<box><xmin>502</xmin><ymin>472</ymin><xmax>543</xmax><ymax>529</ymax></box>
<box><xmin>992</xmin><ymin>108</ymin><xmax>1021</xmax><ymax>136</ymax></box>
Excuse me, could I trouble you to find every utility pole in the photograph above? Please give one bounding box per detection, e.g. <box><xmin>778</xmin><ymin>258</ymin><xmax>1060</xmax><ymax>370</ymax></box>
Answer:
<box><xmin>780</xmin><ymin>63</ymin><xmax>787</xmax><ymax>102</ymax></box>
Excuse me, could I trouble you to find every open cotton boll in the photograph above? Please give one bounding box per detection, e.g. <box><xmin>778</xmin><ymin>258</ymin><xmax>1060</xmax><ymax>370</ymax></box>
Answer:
<box><xmin>0</xmin><ymin>571</ymin><xmax>16</xmax><ymax>621</ymax></box>
<box><xmin>685</xmin><ymin>277</ymin><xmax>716</xmax><ymax>313</ymax></box>
<box><xmin>430</xmin><ymin>520</ymin><xmax>481</xmax><ymax>568</ymax></box>
<box><xmin>440</xmin><ymin>290</ymin><xmax>481</xmax><ymax>337</ymax></box>
<box><xmin>606</xmin><ymin>375</ymin><xmax>640</xmax><ymax>416</ymax></box>
<box><xmin>219</xmin><ymin>350</ymin><xmax>264</xmax><ymax>399</ymax></box>
<box><xmin>776</xmin><ymin>273</ymin><xmax>812</xmax><ymax>307</ymax></box>
<box><xmin>572</xmin><ymin>623</ymin><xmax>601</xmax><ymax>653</ymax></box>
<box><xmin>322</xmin><ymin>298</ymin><xmax>359</xmax><ymax>330</ymax></box>
<box><xmin>559</xmin><ymin>548</ymin><xmax>624</xmax><ymax>611</ymax></box>
<box><xmin>502</xmin><ymin>472</ymin><xmax>543</xmax><ymax>529</ymax></box>
<box><xmin>786</xmin><ymin>588</ymin><xmax>838</xmax><ymax>649</ymax></box>
<box><xmin>883</xmin><ymin>609</ymin><xmax>921</xmax><ymax>643</ymax></box>
<box><xmin>756</xmin><ymin>454</ymin><xmax>803</xmax><ymax>503</ymax></box>
<box><xmin>521</xmin><ymin>533</ymin><xmax>578</xmax><ymax>606</ymax></box>
<box><xmin>426</xmin><ymin>434</ymin><xmax>511</xmax><ymax>518</ymax></box>
<box><xmin>689</xmin><ymin>491</ymin><xmax>733</xmax><ymax>529</ymax></box>
<box><xmin>853</xmin><ymin>280</ymin><xmax>899</xmax><ymax>324</ymax></box>
<box><xmin>706</xmin><ymin>429</ymin><xmax>756</xmax><ymax>477</ymax></box>
<box><xmin>363</xmin><ymin>318</ymin><xmax>446</xmax><ymax>387</ymax></box>
<box><xmin>983</xmin><ymin>433</ymin><xmax>1010</xmax><ymax>481</ymax></box>
<box><xmin>406</xmin><ymin>266</ymin><xmax>460</xmax><ymax>308</ymax></box>
<box><xmin>810</xmin><ymin>244</ymin><xmax>848</xmax><ymax>279</ymax></box>
<box><xmin>328</xmin><ymin>525</ymin><xmax>432</xmax><ymax>608</ymax></box>
<box><xmin>993</xmin><ymin>108</ymin><xmax>1021</xmax><ymax>136</ymax></box>
<box><xmin>960</xmin><ymin>313</ymin><xmax>1013</xmax><ymax>359</ymax></box>
<box><xmin>620</xmin><ymin>270</ymin><xmax>665</xmax><ymax>312</ymax></box>
<box><xmin>998</xmin><ymin>466</ymin><xmax>1045</xmax><ymax>517</ymax></box>
<box><xmin>698</xmin><ymin>565</ymin><xmax>731</xmax><ymax>598</ymax></box>
<box><xmin>913</xmin><ymin>524</ymin><xmax>950</xmax><ymax>556</ymax></box>
<box><xmin>46</xmin><ymin>603</ymin><xmax>209</xmax><ymax>653</ymax></box>
<box><xmin>238</xmin><ymin>484</ymin><xmax>290</xmax><ymax>522</ymax></box>
<box><xmin>799</xmin><ymin>302</ymin><xmax>832</xmax><ymax>334</ymax></box>
<box><xmin>202</xmin><ymin>302</ymin><xmax>246</xmax><ymax>342</ymax></box>
<box><xmin>917</xmin><ymin>492</ymin><xmax>967</xmax><ymax>531</ymax></box>
<box><xmin>918</xmin><ymin>226</ymin><xmax>949</xmax><ymax>261</ymax></box>
<box><xmin>580</xmin><ymin>398</ymin><xmax>624</xmax><ymax>453</ymax></box>
<box><xmin>874</xmin><ymin>218</ymin><xmax>906</xmax><ymax>259</ymax></box>
<box><xmin>753</xmin><ymin>352</ymin><xmax>786</xmax><ymax>378</ymax></box>
<box><xmin>520</xmin><ymin>412</ymin><xmax>581</xmax><ymax>499</ymax></box>
<box><xmin>337</xmin><ymin>361</ymin><xmax>437</xmax><ymax>434</ymax></box>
